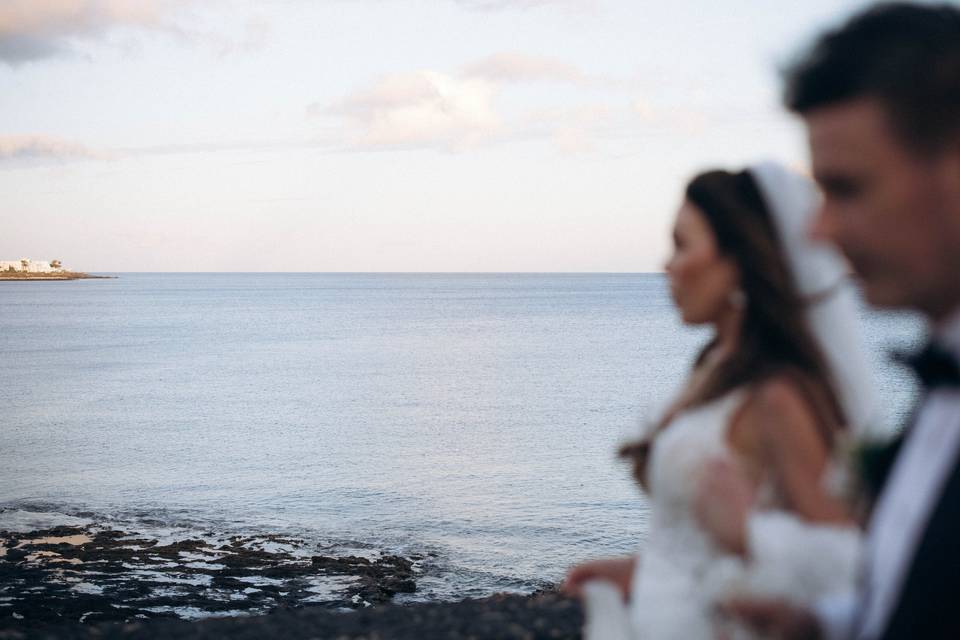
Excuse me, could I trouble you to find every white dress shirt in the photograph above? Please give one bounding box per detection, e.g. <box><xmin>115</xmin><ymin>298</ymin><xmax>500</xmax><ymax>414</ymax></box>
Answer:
<box><xmin>815</xmin><ymin>310</ymin><xmax>960</xmax><ymax>640</ymax></box>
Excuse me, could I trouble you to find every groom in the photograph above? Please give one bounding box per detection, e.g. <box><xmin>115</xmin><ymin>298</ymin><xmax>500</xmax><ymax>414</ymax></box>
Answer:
<box><xmin>700</xmin><ymin>3</ymin><xmax>960</xmax><ymax>639</ymax></box>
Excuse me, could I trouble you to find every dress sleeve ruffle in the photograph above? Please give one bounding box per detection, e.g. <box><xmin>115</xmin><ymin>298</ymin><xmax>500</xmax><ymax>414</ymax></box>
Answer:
<box><xmin>743</xmin><ymin>510</ymin><xmax>862</xmax><ymax>606</ymax></box>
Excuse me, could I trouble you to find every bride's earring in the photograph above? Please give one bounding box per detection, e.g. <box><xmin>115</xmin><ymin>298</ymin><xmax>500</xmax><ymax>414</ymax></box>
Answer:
<box><xmin>728</xmin><ymin>288</ymin><xmax>746</xmax><ymax>310</ymax></box>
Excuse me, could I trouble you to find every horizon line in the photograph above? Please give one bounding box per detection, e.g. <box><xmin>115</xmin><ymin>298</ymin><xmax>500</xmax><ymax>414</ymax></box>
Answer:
<box><xmin>81</xmin><ymin>270</ymin><xmax>668</xmax><ymax>275</ymax></box>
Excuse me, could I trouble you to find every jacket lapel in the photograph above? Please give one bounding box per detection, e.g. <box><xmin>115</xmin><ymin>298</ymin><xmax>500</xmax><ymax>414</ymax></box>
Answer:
<box><xmin>879</xmin><ymin>456</ymin><xmax>960</xmax><ymax>639</ymax></box>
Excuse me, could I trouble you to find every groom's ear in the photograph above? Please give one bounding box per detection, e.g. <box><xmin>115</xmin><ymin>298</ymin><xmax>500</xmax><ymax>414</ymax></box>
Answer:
<box><xmin>931</xmin><ymin>142</ymin><xmax>960</xmax><ymax>267</ymax></box>
<box><xmin>935</xmin><ymin>140</ymin><xmax>960</xmax><ymax>221</ymax></box>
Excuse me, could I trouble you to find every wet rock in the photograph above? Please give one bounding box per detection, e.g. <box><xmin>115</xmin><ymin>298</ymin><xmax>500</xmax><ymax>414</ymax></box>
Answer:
<box><xmin>0</xmin><ymin>525</ymin><xmax>422</xmax><ymax>632</ymax></box>
<box><xmin>311</xmin><ymin>555</ymin><xmax>371</xmax><ymax>568</ymax></box>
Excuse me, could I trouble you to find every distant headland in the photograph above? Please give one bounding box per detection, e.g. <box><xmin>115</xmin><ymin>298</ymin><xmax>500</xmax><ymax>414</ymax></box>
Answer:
<box><xmin>0</xmin><ymin>258</ymin><xmax>112</xmax><ymax>281</ymax></box>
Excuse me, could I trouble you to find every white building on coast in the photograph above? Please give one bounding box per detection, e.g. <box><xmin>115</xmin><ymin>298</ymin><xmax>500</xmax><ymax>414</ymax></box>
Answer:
<box><xmin>0</xmin><ymin>258</ymin><xmax>65</xmax><ymax>273</ymax></box>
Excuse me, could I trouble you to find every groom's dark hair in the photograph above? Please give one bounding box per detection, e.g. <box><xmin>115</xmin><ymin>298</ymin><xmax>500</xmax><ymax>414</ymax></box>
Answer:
<box><xmin>784</xmin><ymin>2</ymin><xmax>960</xmax><ymax>155</ymax></box>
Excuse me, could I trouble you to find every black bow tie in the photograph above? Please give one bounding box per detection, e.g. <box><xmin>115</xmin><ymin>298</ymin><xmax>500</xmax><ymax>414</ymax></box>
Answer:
<box><xmin>894</xmin><ymin>342</ymin><xmax>960</xmax><ymax>389</ymax></box>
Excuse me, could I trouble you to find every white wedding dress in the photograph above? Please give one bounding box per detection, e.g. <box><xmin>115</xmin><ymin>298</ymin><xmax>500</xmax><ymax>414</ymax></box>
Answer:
<box><xmin>629</xmin><ymin>391</ymin><xmax>748</xmax><ymax>639</ymax></box>
<box><xmin>584</xmin><ymin>389</ymin><xmax>862</xmax><ymax>640</ymax></box>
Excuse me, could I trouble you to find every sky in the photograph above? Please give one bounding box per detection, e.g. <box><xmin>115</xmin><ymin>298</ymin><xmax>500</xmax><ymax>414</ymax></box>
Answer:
<box><xmin>0</xmin><ymin>0</ymin><xmax>884</xmax><ymax>272</ymax></box>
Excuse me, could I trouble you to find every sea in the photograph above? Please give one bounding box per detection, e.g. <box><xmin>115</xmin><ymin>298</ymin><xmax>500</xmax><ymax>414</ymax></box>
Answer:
<box><xmin>0</xmin><ymin>273</ymin><xmax>924</xmax><ymax>601</ymax></box>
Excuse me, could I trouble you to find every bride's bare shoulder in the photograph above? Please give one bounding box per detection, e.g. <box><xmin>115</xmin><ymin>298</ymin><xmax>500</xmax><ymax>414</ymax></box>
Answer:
<box><xmin>741</xmin><ymin>371</ymin><xmax>850</xmax><ymax>519</ymax></box>
<box><xmin>730</xmin><ymin>371</ymin><xmax>831</xmax><ymax>465</ymax></box>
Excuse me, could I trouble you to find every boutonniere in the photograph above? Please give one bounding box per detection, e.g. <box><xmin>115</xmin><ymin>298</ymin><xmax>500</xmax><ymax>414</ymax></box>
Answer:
<box><xmin>824</xmin><ymin>431</ymin><xmax>904</xmax><ymax>517</ymax></box>
<box><xmin>850</xmin><ymin>434</ymin><xmax>904</xmax><ymax>499</ymax></box>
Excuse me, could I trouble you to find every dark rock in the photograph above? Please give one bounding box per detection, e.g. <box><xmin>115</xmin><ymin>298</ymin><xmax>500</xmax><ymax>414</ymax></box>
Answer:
<box><xmin>0</xmin><ymin>525</ymin><xmax>424</xmax><ymax>631</ymax></box>
<box><xmin>8</xmin><ymin>593</ymin><xmax>583</xmax><ymax>639</ymax></box>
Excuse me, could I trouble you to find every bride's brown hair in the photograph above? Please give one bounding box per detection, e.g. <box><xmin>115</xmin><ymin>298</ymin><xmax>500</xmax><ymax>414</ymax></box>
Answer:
<box><xmin>621</xmin><ymin>170</ymin><xmax>846</xmax><ymax>478</ymax></box>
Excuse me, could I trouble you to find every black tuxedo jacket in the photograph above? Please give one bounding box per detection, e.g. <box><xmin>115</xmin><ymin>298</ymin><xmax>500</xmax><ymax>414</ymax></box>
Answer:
<box><xmin>872</xmin><ymin>438</ymin><xmax>960</xmax><ymax>639</ymax></box>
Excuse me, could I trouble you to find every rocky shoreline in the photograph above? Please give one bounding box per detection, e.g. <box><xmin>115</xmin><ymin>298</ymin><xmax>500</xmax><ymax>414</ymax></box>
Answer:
<box><xmin>0</xmin><ymin>524</ymin><xmax>583</xmax><ymax>639</ymax></box>
<box><xmin>5</xmin><ymin>592</ymin><xmax>582</xmax><ymax>640</ymax></box>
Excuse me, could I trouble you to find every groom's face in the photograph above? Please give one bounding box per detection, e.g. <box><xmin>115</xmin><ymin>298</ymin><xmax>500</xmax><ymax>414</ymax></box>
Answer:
<box><xmin>806</xmin><ymin>97</ymin><xmax>960</xmax><ymax>317</ymax></box>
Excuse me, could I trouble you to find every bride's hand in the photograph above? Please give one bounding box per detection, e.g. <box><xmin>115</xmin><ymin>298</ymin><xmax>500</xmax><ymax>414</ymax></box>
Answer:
<box><xmin>720</xmin><ymin>597</ymin><xmax>822</xmax><ymax>639</ymax></box>
<box><xmin>561</xmin><ymin>556</ymin><xmax>636</xmax><ymax>601</ymax></box>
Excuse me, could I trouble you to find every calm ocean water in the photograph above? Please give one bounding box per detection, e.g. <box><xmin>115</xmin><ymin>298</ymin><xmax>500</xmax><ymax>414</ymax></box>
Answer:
<box><xmin>0</xmin><ymin>273</ymin><xmax>923</xmax><ymax>600</ymax></box>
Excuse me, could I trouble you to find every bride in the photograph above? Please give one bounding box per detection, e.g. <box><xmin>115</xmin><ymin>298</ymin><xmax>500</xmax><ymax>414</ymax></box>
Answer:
<box><xmin>564</xmin><ymin>161</ymin><xmax>876</xmax><ymax>639</ymax></box>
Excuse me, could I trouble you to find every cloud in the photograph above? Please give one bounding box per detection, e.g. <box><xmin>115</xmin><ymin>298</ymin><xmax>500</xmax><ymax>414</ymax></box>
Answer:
<box><xmin>0</xmin><ymin>134</ymin><xmax>99</xmax><ymax>160</ymax></box>
<box><xmin>319</xmin><ymin>71</ymin><xmax>502</xmax><ymax>151</ymax></box>
<box><xmin>0</xmin><ymin>0</ymin><xmax>168</xmax><ymax>63</ymax></box>
<box><xmin>550</xmin><ymin>105</ymin><xmax>611</xmax><ymax>153</ymax></box>
<box><xmin>462</xmin><ymin>52</ymin><xmax>591</xmax><ymax>85</ymax></box>
<box><xmin>316</xmin><ymin>51</ymin><xmax>623</xmax><ymax>152</ymax></box>
<box><xmin>511</xmin><ymin>104</ymin><xmax>619</xmax><ymax>153</ymax></box>
<box><xmin>0</xmin><ymin>32</ymin><xmax>65</xmax><ymax>63</ymax></box>
<box><xmin>0</xmin><ymin>0</ymin><xmax>169</xmax><ymax>35</ymax></box>
<box><xmin>0</xmin><ymin>0</ymin><xmax>267</xmax><ymax>64</ymax></box>
<box><xmin>631</xmin><ymin>100</ymin><xmax>707</xmax><ymax>134</ymax></box>
<box><xmin>453</xmin><ymin>0</ymin><xmax>595</xmax><ymax>12</ymax></box>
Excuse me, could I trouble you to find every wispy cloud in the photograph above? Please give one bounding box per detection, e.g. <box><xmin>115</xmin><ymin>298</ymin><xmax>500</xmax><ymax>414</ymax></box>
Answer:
<box><xmin>317</xmin><ymin>71</ymin><xmax>502</xmax><ymax>152</ymax></box>
<box><xmin>0</xmin><ymin>134</ymin><xmax>100</xmax><ymax>160</ymax></box>
<box><xmin>0</xmin><ymin>0</ymin><xmax>173</xmax><ymax>64</ymax></box>
<box><xmin>0</xmin><ymin>132</ymin><xmax>353</xmax><ymax>168</ymax></box>
<box><xmin>0</xmin><ymin>0</ymin><xmax>267</xmax><ymax>65</ymax></box>
<box><xmin>453</xmin><ymin>0</ymin><xmax>596</xmax><ymax>12</ymax></box>
<box><xmin>462</xmin><ymin>52</ymin><xmax>592</xmax><ymax>85</ymax></box>
<box><xmin>315</xmin><ymin>52</ymin><xmax>622</xmax><ymax>152</ymax></box>
<box><xmin>548</xmin><ymin>105</ymin><xmax>612</xmax><ymax>153</ymax></box>
<box><xmin>509</xmin><ymin>103</ymin><xmax>625</xmax><ymax>154</ymax></box>
<box><xmin>630</xmin><ymin>99</ymin><xmax>707</xmax><ymax>135</ymax></box>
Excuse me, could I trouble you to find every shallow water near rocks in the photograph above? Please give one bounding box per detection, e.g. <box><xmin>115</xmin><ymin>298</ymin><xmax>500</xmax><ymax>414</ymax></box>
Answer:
<box><xmin>0</xmin><ymin>273</ymin><xmax>922</xmax><ymax>615</ymax></box>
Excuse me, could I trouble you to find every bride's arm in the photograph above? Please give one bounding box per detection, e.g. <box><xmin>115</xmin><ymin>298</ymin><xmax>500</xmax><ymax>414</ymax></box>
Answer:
<box><xmin>696</xmin><ymin>382</ymin><xmax>864</xmax><ymax>601</ymax></box>
<box><xmin>736</xmin><ymin>376</ymin><xmax>852</xmax><ymax>524</ymax></box>
<box><xmin>697</xmin><ymin>376</ymin><xmax>854</xmax><ymax>556</ymax></box>
<box><xmin>696</xmin><ymin>461</ymin><xmax>861</xmax><ymax>606</ymax></box>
